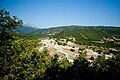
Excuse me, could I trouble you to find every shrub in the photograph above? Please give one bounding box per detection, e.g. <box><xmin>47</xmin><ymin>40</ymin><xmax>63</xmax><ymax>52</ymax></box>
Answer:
<box><xmin>70</xmin><ymin>49</ymin><xmax>75</xmax><ymax>52</ymax></box>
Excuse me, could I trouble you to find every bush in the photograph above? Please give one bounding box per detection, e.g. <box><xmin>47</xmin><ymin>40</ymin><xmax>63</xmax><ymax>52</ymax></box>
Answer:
<box><xmin>90</xmin><ymin>56</ymin><xmax>94</xmax><ymax>60</ymax></box>
<box><xmin>70</xmin><ymin>49</ymin><xmax>75</xmax><ymax>52</ymax></box>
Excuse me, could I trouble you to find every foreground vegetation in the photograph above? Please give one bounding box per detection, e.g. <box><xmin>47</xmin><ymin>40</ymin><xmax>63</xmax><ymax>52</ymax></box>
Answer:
<box><xmin>0</xmin><ymin>9</ymin><xmax>120</xmax><ymax>80</ymax></box>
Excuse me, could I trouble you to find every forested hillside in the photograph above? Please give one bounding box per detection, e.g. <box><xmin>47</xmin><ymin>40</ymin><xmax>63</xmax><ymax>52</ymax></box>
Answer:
<box><xmin>53</xmin><ymin>26</ymin><xmax>120</xmax><ymax>40</ymax></box>
<box><xmin>15</xmin><ymin>24</ymin><xmax>38</xmax><ymax>34</ymax></box>
<box><xmin>32</xmin><ymin>26</ymin><xmax>120</xmax><ymax>40</ymax></box>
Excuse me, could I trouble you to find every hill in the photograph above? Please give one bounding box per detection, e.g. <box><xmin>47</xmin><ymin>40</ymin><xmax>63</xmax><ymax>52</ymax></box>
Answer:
<box><xmin>32</xmin><ymin>26</ymin><xmax>120</xmax><ymax>40</ymax></box>
<box><xmin>15</xmin><ymin>24</ymin><xmax>39</xmax><ymax>34</ymax></box>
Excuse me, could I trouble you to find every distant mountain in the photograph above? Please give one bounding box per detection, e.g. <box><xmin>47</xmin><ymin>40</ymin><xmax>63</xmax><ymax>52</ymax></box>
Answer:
<box><xmin>32</xmin><ymin>26</ymin><xmax>120</xmax><ymax>40</ymax></box>
<box><xmin>15</xmin><ymin>24</ymin><xmax>39</xmax><ymax>34</ymax></box>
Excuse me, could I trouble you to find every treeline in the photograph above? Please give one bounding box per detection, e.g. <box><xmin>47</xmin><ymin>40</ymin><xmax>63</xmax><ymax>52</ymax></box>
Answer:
<box><xmin>77</xmin><ymin>40</ymin><xmax>120</xmax><ymax>49</ymax></box>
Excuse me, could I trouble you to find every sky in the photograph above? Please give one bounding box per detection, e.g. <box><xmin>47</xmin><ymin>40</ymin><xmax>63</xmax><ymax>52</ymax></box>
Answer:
<box><xmin>0</xmin><ymin>0</ymin><xmax>120</xmax><ymax>28</ymax></box>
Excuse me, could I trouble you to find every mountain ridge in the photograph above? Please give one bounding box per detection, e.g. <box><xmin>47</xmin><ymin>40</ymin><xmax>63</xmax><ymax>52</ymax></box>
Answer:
<box><xmin>15</xmin><ymin>25</ymin><xmax>120</xmax><ymax>41</ymax></box>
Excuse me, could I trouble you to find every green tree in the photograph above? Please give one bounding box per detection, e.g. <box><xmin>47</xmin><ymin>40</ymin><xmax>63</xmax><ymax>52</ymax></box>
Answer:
<box><xmin>0</xmin><ymin>9</ymin><xmax>22</xmax><ymax>45</ymax></box>
<box><xmin>0</xmin><ymin>9</ymin><xmax>22</xmax><ymax>79</ymax></box>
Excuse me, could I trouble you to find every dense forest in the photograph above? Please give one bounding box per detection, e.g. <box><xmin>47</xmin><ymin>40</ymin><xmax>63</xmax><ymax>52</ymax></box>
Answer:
<box><xmin>0</xmin><ymin>9</ymin><xmax>120</xmax><ymax>80</ymax></box>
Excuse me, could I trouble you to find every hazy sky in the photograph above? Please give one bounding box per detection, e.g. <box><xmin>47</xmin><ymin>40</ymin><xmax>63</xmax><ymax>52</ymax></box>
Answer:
<box><xmin>0</xmin><ymin>0</ymin><xmax>120</xmax><ymax>28</ymax></box>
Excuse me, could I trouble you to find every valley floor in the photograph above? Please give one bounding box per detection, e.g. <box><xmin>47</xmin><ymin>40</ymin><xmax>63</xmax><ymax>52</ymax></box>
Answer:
<box><xmin>38</xmin><ymin>38</ymin><xmax>113</xmax><ymax>63</ymax></box>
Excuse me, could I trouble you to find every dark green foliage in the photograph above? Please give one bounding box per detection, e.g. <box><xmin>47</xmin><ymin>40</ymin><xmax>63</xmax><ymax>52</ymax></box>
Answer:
<box><xmin>0</xmin><ymin>9</ymin><xmax>22</xmax><ymax>30</ymax></box>
<box><xmin>90</xmin><ymin>56</ymin><xmax>94</xmax><ymax>60</ymax></box>
<box><xmin>43</xmin><ymin>54</ymin><xmax>120</xmax><ymax>80</ymax></box>
<box><xmin>0</xmin><ymin>37</ymin><xmax>52</xmax><ymax>79</ymax></box>
<box><xmin>0</xmin><ymin>9</ymin><xmax>22</xmax><ymax>45</ymax></box>
<box><xmin>70</xmin><ymin>48</ymin><xmax>75</xmax><ymax>52</ymax></box>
